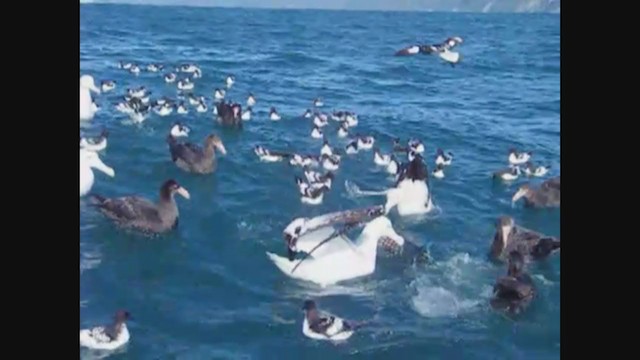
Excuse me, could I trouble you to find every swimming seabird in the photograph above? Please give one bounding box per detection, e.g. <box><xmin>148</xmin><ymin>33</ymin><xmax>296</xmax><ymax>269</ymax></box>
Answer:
<box><xmin>80</xmin><ymin>75</ymin><xmax>100</xmax><ymax>121</ymax></box>
<box><xmin>267</xmin><ymin>215</ymin><xmax>405</xmax><ymax>286</ymax></box>
<box><xmin>177</xmin><ymin>102</ymin><xmax>189</xmax><ymax>114</ymax></box>
<box><xmin>226</xmin><ymin>75</ymin><xmax>235</xmax><ymax>89</ymax></box>
<box><xmin>373</xmin><ymin>148</ymin><xmax>392</xmax><ymax>166</ymax></box>
<box><xmin>523</xmin><ymin>162</ymin><xmax>550</xmax><ymax>177</ymax></box>
<box><xmin>289</xmin><ymin>154</ymin><xmax>320</xmax><ymax>168</ymax></box>
<box><xmin>320</xmin><ymin>140</ymin><xmax>337</xmax><ymax>157</ymax></box>
<box><xmin>395</xmin><ymin>37</ymin><xmax>463</xmax><ymax>56</ymax></box>
<box><xmin>146</xmin><ymin>63</ymin><xmax>163</xmax><ymax>72</ymax></box>
<box><xmin>508</xmin><ymin>149</ymin><xmax>532</xmax><ymax>165</ymax></box>
<box><xmin>345</xmin><ymin>140</ymin><xmax>359</xmax><ymax>154</ymax></box>
<box><xmin>304</xmin><ymin>169</ymin><xmax>334</xmax><ymax>189</ymax></box>
<box><xmin>80</xmin><ymin>310</ymin><xmax>131</xmax><ymax>351</ymax></box>
<box><xmin>80</xmin><ymin>129</ymin><xmax>109</xmax><ymax>152</ymax></box>
<box><xmin>154</xmin><ymin>103</ymin><xmax>174</xmax><ymax>117</ymax></box>
<box><xmin>490</xmin><ymin>251</ymin><xmax>536</xmax><ymax>316</ymax></box>
<box><xmin>167</xmin><ymin>132</ymin><xmax>227</xmax><ymax>174</ymax></box>
<box><xmin>177</xmin><ymin>78</ymin><xmax>194</xmax><ymax>91</ymax></box>
<box><xmin>80</xmin><ymin>149</ymin><xmax>115</xmax><ymax>197</ymax></box>
<box><xmin>269</xmin><ymin>107</ymin><xmax>281</xmax><ymax>121</ymax></box>
<box><xmin>435</xmin><ymin>149</ymin><xmax>453</xmax><ymax>166</ymax></box>
<box><xmin>321</xmin><ymin>154</ymin><xmax>340</xmax><ymax>171</ymax></box>
<box><xmin>493</xmin><ymin>166</ymin><xmax>521</xmax><ymax>181</ymax></box>
<box><xmin>241</xmin><ymin>107</ymin><xmax>252</xmax><ymax>121</ymax></box>
<box><xmin>313</xmin><ymin>113</ymin><xmax>329</xmax><ymax>127</ymax></box>
<box><xmin>169</xmin><ymin>122</ymin><xmax>190</xmax><ymax>137</ymax></box>
<box><xmin>384</xmin><ymin>154</ymin><xmax>434</xmax><ymax>215</ymax></box>
<box><xmin>301</xmin><ymin>300</ymin><xmax>357</xmax><ymax>341</ymax></box>
<box><xmin>313</xmin><ymin>98</ymin><xmax>324</xmax><ymax>107</ymax></box>
<box><xmin>247</xmin><ymin>93</ymin><xmax>256</xmax><ymax>107</ymax></box>
<box><xmin>490</xmin><ymin>216</ymin><xmax>560</xmax><ymax>262</ymax></box>
<box><xmin>254</xmin><ymin>145</ymin><xmax>291</xmax><ymax>162</ymax></box>
<box><xmin>100</xmin><ymin>80</ymin><xmax>116</xmax><ymax>93</ymax></box>
<box><xmin>386</xmin><ymin>155</ymin><xmax>400</xmax><ymax>175</ymax></box>
<box><xmin>196</xmin><ymin>101</ymin><xmax>208</xmax><ymax>113</ymax></box>
<box><xmin>129</xmin><ymin>64</ymin><xmax>141</xmax><ymax>75</ymax></box>
<box><xmin>357</xmin><ymin>136</ymin><xmax>375</xmax><ymax>150</ymax></box>
<box><xmin>432</xmin><ymin>164</ymin><xmax>445</xmax><ymax>179</ymax></box>
<box><xmin>299</xmin><ymin>182</ymin><xmax>330</xmax><ymax>205</ymax></box>
<box><xmin>180</xmin><ymin>64</ymin><xmax>200</xmax><ymax>73</ymax></box>
<box><xmin>127</xmin><ymin>86</ymin><xmax>147</xmax><ymax>99</ymax></box>
<box><xmin>216</xmin><ymin>101</ymin><xmax>243</xmax><ymax>128</ymax></box>
<box><xmin>512</xmin><ymin>176</ymin><xmax>560</xmax><ymax>208</ymax></box>
<box><xmin>303</xmin><ymin>109</ymin><xmax>312</xmax><ymax>118</ymax></box>
<box><xmin>164</xmin><ymin>73</ymin><xmax>177</xmax><ymax>83</ymax></box>
<box><xmin>214</xmin><ymin>88</ymin><xmax>226</xmax><ymax>101</ymax></box>
<box><xmin>89</xmin><ymin>179</ymin><xmax>190</xmax><ymax>234</ymax></box>
<box><xmin>337</xmin><ymin>123</ymin><xmax>350</xmax><ymax>138</ymax></box>
<box><xmin>118</xmin><ymin>61</ymin><xmax>133</xmax><ymax>70</ymax></box>
<box><xmin>311</xmin><ymin>126</ymin><xmax>323</xmax><ymax>139</ymax></box>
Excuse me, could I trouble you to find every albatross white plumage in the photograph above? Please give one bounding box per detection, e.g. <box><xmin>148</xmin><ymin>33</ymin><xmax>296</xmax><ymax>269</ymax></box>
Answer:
<box><xmin>80</xmin><ymin>149</ymin><xmax>115</xmax><ymax>197</ymax></box>
<box><xmin>80</xmin><ymin>75</ymin><xmax>101</xmax><ymax>121</ymax></box>
<box><xmin>266</xmin><ymin>216</ymin><xmax>404</xmax><ymax>287</ymax></box>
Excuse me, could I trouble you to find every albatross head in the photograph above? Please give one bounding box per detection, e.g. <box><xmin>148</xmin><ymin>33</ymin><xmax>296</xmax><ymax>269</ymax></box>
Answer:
<box><xmin>283</xmin><ymin>218</ymin><xmax>307</xmax><ymax>250</ymax></box>
<box><xmin>80</xmin><ymin>75</ymin><xmax>101</xmax><ymax>94</ymax></box>
<box><xmin>161</xmin><ymin>179</ymin><xmax>190</xmax><ymax>200</ymax></box>
<box><xmin>204</xmin><ymin>134</ymin><xmax>227</xmax><ymax>155</ymax></box>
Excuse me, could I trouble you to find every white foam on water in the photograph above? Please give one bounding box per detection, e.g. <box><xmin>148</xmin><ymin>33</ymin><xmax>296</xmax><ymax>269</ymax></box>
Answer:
<box><xmin>411</xmin><ymin>253</ymin><xmax>495</xmax><ymax>318</ymax></box>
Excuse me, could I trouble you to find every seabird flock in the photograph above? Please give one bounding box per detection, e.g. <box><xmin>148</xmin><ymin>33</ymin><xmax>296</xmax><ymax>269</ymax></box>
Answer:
<box><xmin>80</xmin><ymin>33</ymin><xmax>560</xmax><ymax>348</ymax></box>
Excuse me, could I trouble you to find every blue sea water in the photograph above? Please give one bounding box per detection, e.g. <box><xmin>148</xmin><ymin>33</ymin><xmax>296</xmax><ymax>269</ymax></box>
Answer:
<box><xmin>80</xmin><ymin>4</ymin><xmax>560</xmax><ymax>359</ymax></box>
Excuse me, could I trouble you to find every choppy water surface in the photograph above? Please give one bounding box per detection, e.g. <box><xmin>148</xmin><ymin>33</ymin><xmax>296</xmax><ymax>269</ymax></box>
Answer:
<box><xmin>80</xmin><ymin>4</ymin><xmax>560</xmax><ymax>359</ymax></box>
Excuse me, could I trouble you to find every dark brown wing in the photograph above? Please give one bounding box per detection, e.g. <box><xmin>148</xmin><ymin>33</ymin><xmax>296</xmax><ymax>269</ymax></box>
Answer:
<box><xmin>169</xmin><ymin>139</ymin><xmax>203</xmax><ymax>164</ymax></box>
<box><xmin>95</xmin><ymin>196</ymin><xmax>160</xmax><ymax>223</ymax></box>
<box><xmin>541</xmin><ymin>176</ymin><xmax>560</xmax><ymax>190</ymax></box>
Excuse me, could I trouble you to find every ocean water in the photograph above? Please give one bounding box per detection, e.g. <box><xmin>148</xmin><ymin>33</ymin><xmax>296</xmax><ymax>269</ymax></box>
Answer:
<box><xmin>80</xmin><ymin>4</ymin><xmax>560</xmax><ymax>359</ymax></box>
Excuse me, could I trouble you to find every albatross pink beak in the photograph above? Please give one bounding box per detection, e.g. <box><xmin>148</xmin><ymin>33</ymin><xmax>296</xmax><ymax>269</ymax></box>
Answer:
<box><xmin>176</xmin><ymin>187</ymin><xmax>190</xmax><ymax>200</ymax></box>
<box><xmin>511</xmin><ymin>188</ymin><xmax>527</xmax><ymax>204</ymax></box>
<box><xmin>216</xmin><ymin>143</ymin><xmax>227</xmax><ymax>156</ymax></box>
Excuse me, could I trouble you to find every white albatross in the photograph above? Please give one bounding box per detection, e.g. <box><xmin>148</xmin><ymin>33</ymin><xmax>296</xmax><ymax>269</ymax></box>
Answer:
<box><xmin>80</xmin><ymin>149</ymin><xmax>115</xmax><ymax>197</ymax></box>
<box><xmin>80</xmin><ymin>75</ymin><xmax>101</xmax><ymax>121</ymax></box>
<box><xmin>266</xmin><ymin>216</ymin><xmax>404</xmax><ymax>287</ymax></box>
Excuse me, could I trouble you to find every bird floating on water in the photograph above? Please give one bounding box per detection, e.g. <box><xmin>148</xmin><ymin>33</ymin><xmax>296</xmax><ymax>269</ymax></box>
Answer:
<box><xmin>80</xmin><ymin>310</ymin><xmax>131</xmax><ymax>351</ymax></box>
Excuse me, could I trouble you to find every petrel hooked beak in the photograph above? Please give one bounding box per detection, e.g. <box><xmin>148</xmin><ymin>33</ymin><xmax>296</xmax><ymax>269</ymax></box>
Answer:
<box><xmin>176</xmin><ymin>187</ymin><xmax>190</xmax><ymax>199</ymax></box>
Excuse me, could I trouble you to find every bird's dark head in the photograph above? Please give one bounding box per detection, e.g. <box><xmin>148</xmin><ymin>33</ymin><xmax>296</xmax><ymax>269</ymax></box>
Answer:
<box><xmin>204</xmin><ymin>134</ymin><xmax>227</xmax><ymax>155</ymax></box>
<box><xmin>302</xmin><ymin>300</ymin><xmax>317</xmax><ymax>311</ymax></box>
<box><xmin>161</xmin><ymin>179</ymin><xmax>190</xmax><ymax>200</ymax></box>
<box><xmin>114</xmin><ymin>310</ymin><xmax>131</xmax><ymax>322</ymax></box>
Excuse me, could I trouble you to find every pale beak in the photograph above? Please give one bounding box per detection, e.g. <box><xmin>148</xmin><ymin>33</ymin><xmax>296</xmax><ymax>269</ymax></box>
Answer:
<box><xmin>92</xmin><ymin>157</ymin><xmax>115</xmax><ymax>177</ymax></box>
<box><xmin>501</xmin><ymin>225</ymin><xmax>511</xmax><ymax>247</ymax></box>
<box><xmin>511</xmin><ymin>188</ymin><xmax>526</xmax><ymax>204</ymax></box>
<box><xmin>176</xmin><ymin>187</ymin><xmax>190</xmax><ymax>200</ymax></box>
<box><xmin>216</xmin><ymin>142</ymin><xmax>227</xmax><ymax>155</ymax></box>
